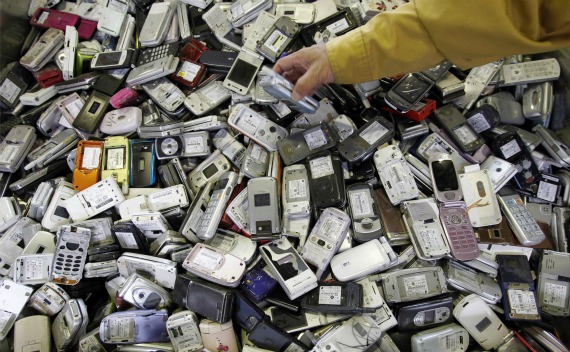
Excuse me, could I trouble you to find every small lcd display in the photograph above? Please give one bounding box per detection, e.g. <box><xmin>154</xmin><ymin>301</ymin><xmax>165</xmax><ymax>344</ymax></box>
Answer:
<box><xmin>88</xmin><ymin>102</ymin><xmax>100</xmax><ymax>114</ymax></box>
<box><xmin>254</xmin><ymin>193</ymin><xmax>270</xmax><ymax>207</ymax></box>
<box><xmin>203</xmin><ymin>163</ymin><xmax>218</xmax><ymax>179</ymax></box>
<box><xmin>95</xmin><ymin>51</ymin><xmax>123</xmax><ymax>66</ymax></box>
<box><xmin>432</xmin><ymin>160</ymin><xmax>458</xmax><ymax>191</ymax></box>
<box><xmin>227</xmin><ymin>59</ymin><xmax>257</xmax><ymax>88</ymax></box>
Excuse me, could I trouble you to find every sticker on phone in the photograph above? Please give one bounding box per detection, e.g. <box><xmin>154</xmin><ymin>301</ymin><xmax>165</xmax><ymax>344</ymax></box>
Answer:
<box><xmin>500</xmin><ymin>139</ymin><xmax>522</xmax><ymax>159</ymax></box>
<box><xmin>360</xmin><ymin>121</ymin><xmax>388</xmax><ymax>145</ymax></box>
<box><xmin>309</xmin><ymin>156</ymin><xmax>334</xmax><ymax>178</ymax></box>
<box><xmin>193</xmin><ymin>248</ymin><xmax>223</xmax><ymax>270</ymax></box>
<box><xmin>288</xmin><ymin>179</ymin><xmax>307</xmax><ymax>199</ymax></box>
<box><xmin>350</xmin><ymin>191</ymin><xmax>373</xmax><ymax>217</ymax></box>
<box><xmin>82</xmin><ymin>147</ymin><xmax>101</xmax><ymax>169</ymax></box>
<box><xmin>403</xmin><ymin>275</ymin><xmax>428</xmax><ymax>296</ymax></box>
<box><xmin>304</xmin><ymin>129</ymin><xmax>328</xmax><ymax>150</ymax></box>
<box><xmin>318</xmin><ymin>285</ymin><xmax>342</xmax><ymax>305</ymax></box>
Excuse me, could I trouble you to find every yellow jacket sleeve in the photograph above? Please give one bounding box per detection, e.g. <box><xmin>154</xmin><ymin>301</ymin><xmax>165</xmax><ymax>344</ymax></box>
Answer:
<box><xmin>326</xmin><ymin>0</ymin><xmax>570</xmax><ymax>84</ymax></box>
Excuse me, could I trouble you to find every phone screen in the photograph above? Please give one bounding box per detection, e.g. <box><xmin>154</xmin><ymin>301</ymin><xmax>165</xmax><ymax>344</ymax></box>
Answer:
<box><xmin>96</xmin><ymin>51</ymin><xmax>123</xmax><ymax>66</ymax></box>
<box><xmin>432</xmin><ymin>160</ymin><xmax>458</xmax><ymax>191</ymax></box>
<box><xmin>227</xmin><ymin>59</ymin><xmax>257</xmax><ymax>88</ymax></box>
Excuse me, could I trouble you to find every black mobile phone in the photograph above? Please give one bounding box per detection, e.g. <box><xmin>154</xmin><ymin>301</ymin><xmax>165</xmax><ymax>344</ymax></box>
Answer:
<box><xmin>307</xmin><ymin>152</ymin><xmax>346</xmax><ymax>208</ymax></box>
<box><xmin>190</xmin><ymin>5</ymin><xmax>211</xmax><ymax>39</ymax></box>
<box><xmin>129</xmin><ymin>139</ymin><xmax>157</xmax><ymax>187</ymax></box>
<box><xmin>496</xmin><ymin>254</ymin><xmax>541</xmax><ymax>321</ymax></box>
<box><xmin>73</xmin><ymin>90</ymin><xmax>111</xmax><ymax>133</ymax></box>
<box><xmin>395</xmin><ymin>295</ymin><xmax>454</xmax><ymax>331</ymax></box>
<box><xmin>198</xmin><ymin>50</ymin><xmax>238</xmax><ymax>74</ymax></box>
<box><xmin>301</xmin><ymin>281</ymin><xmax>366</xmax><ymax>315</ymax></box>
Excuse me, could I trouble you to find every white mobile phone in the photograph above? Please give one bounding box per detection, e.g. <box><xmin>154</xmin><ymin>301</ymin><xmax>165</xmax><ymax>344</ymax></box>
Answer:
<box><xmin>247</xmin><ymin>177</ymin><xmax>281</xmax><ymax>239</ymax></box>
<box><xmin>301</xmin><ymin>208</ymin><xmax>350</xmax><ymax>279</ymax></box>
<box><xmin>182</xmin><ymin>243</ymin><xmax>246</xmax><ymax>287</ymax></box>
<box><xmin>223</xmin><ymin>49</ymin><xmax>264</xmax><ymax>94</ymax></box>
<box><xmin>228</xmin><ymin>104</ymin><xmax>288</xmax><ymax>152</ymax></box>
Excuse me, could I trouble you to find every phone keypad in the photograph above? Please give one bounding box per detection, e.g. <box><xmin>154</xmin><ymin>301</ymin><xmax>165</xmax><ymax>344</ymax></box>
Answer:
<box><xmin>509</xmin><ymin>204</ymin><xmax>543</xmax><ymax>238</ymax></box>
<box><xmin>441</xmin><ymin>208</ymin><xmax>478</xmax><ymax>256</ymax></box>
<box><xmin>138</xmin><ymin>43</ymin><xmax>179</xmax><ymax>66</ymax></box>
<box><xmin>197</xmin><ymin>192</ymin><xmax>222</xmax><ymax>233</ymax></box>
<box><xmin>52</xmin><ymin>234</ymin><xmax>89</xmax><ymax>285</ymax></box>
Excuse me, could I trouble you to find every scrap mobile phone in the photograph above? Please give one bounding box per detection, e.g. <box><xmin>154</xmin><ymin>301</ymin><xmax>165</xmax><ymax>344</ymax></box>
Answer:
<box><xmin>275</xmin><ymin>3</ymin><xmax>316</xmax><ymax>24</ymax></box>
<box><xmin>188</xmin><ymin>148</ymin><xmax>231</xmax><ymax>193</ymax></box>
<box><xmin>0</xmin><ymin>125</ymin><xmax>37</xmax><ymax>173</ymax></box>
<box><xmin>223</xmin><ymin>49</ymin><xmax>264</xmax><ymax>95</ymax></box>
<box><xmin>346</xmin><ymin>183</ymin><xmax>383</xmax><ymax>242</ymax></box>
<box><xmin>19</xmin><ymin>85</ymin><xmax>58</xmax><ymax>107</ymax></box>
<box><xmin>453</xmin><ymin>294</ymin><xmax>510</xmax><ymax>350</ymax></box>
<box><xmin>19</xmin><ymin>28</ymin><xmax>65</xmax><ymax>71</ymax></box>
<box><xmin>277</xmin><ymin>121</ymin><xmax>339</xmax><ymax>165</ymax></box>
<box><xmin>72</xmin><ymin>140</ymin><xmax>104</xmax><ymax>191</ymax></box>
<box><xmin>385</xmin><ymin>61</ymin><xmax>452</xmax><ymax>113</ymax></box>
<box><xmin>375</xmin><ymin>189</ymin><xmax>410</xmax><ymax>246</ymax></box>
<box><xmin>300</xmin><ymin>9</ymin><xmax>358</xmax><ymax>46</ymax></box>
<box><xmin>118</xmin><ymin>273</ymin><xmax>172</xmax><ymax>310</ymax></box>
<box><xmin>101</xmin><ymin>105</ymin><xmax>143</xmax><ymax>134</ymax></box>
<box><xmin>433</xmin><ymin>104</ymin><xmax>486</xmax><ymax>153</ymax></box>
<box><xmin>63</xmin><ymin>176</ymin><xmax>125</xmax><ymax>222</ymax></box>
<box><xmin>173</xmin><ymin>273</ymin><xmax>235</xmax><ymax>323</ymax></box>
<box><xmin>307</xmin><ymin>152</ymin><xmax>346</xmax><ymax>208</ymax></box>
<box><xmin>374</xmin><ymin>144</ymin><xmax>419</xmax><ymax>205</ymax></box>
<box><xmin>51</xmin><ymin>225</ymin><xmax>90</xmax><ymax>285</ymax></box>
<box><xmin>480</xmin><ymin>155</ymin><xmax>517</xmax><ymax>192</ymax></box>
<box><xmin>381</xmin><ymin>267</ymin><xmax>449</xmax><ymax>304</ymax></box>
<box><xmin>225</xmin><ymin>186</ymin><xmax>250</xmax><ymax>233</ymax></box>
<box><xmin>166</xmin><ymin>310</ymin><xmax>204</xmax><ymax>352</ymax></box>
<box><xmin>73</xmin><ymin>90</ymin><xmax>111</xmax><ymax>133</ymax></box>
<box><xmin>402</xmin><ymin>198</ymin><xmax>451</xmax><ymax>260</ymax></box>
<box><xmin>247</xmin><ymin>177</ymin><xmax>281</xmax><ymax>239</ymax></box>
<box><xmin>260</xmin><ymin>238</ymin><xmax>318</xmax><ymax>300</ymax></box>
<box><xmin>41</xmin><ymin>181</ymin><xmax>76</xmax><ymax>232</ymax></box>
<box><xmin>183</xmin><ymin>243</ymin><xmax>246</xmax><ymax>287</ymax></box>
<box><xmin>458</xmin><ymin>165</ymin><xmax>502</xmax><ymax>227</ymax></box>
<box><xmin>410</xmin><ymin>323</ymin><xmax>470</xmax><ymax>352</ymax></box>
<box><xmin>499</xmin><ymin>58</ymin><xmax>560</xmax><ymax>86</ymax></box>
<box><xmin>90</xmin><ymin>49</ymin><xmax>137</xmax><ymax>70</ymax></box>
<box><xmin>523</xmin><ymin>81</ymin><xmax>553</xmax><ymax>120</ymax></box>
<box><xmin>312</xmin><ymin>315</ymin><xmax>382</xmax><ymax>352</ymax></box>
<box><xmin>102</xmin><ymin>136</ymin><xmax>130</xmax><ymax>194</ymax></box>
<box><xmin>171</xmin><ymin>58</ymin><xmax>207</xmax><ymax>89</ymax></box>
<box><xmin>195</xmin><ymin>171</ymin><xmax>238</xmax><ymax>241</ymax></box>
<box><xmin>465</xmin><ymin>104</ymin><xmax>500</xmax><ymax>134</ymax></box>
<box><xmin>282</xmin><ymin>164</ymin><xmax>311</xmax><ymax>219</ymax></box>
<box><xmin>301</xmin><ymin>281</ymin><xmax>366</xmax><ymax>315</ymax></box>
<box><xmin>129</xmin><ymin>139</ymin><xmax>157</xmax><ymax>187</ymax></box>
<box><xmin>496</xmin><ymin>254</ymin><xmax>541</xmax><ymax>321</ymax></box>
<box><xmin>126</xmin><ymin>55</ymin><xmax>179</xmax><ymax>86</ymax></box>
<box><xmin>497</xmin><ymin>194</ymin><xmax>546</xmax><ymax>246</ymax></box>
<box><xmin>242</xmin><ymin>142</ymin><xmax>270</xmax><ymax>179</ymax></box>
<box><xmin>179</xmin><ymin>182</ymin><xmax>213</xmax><ymax>242</ymax></box>
<box><xmin>14</xmin><ymin>253</ymin><xmax>54</xmax><ymax>285</ymax></box>
<box><xmin>25</xmin><ymin>128</ymin><xmax>78</xmax><ymax>170</ymax></box>
<box><xmin>141</xmin><ymin>77</ymin><xmax>185</xmax><ymax>114</ymax></box>
<box><xmin>97</xmin><ymin>0</ymin><xmax>128</xmax><ymax>37</ymax></box>
<box><xmin>30</xmin><ymin>8</ymin><xmax>81</xmax><ymax>31</ymax></box>
<box><xmin>206</xmin><ymin>230</ymin><xmax>257</xmax><ymax>264</ymax></box>
<box><xmin>139</xmin><ymin>1</ymin><xmax>175</xmax><ymax>47</ymax></box>
<box><xmin>259</xmin><ymin>66</ymin><xmax>319</xmax><ymax>114</ymax></box>
<box><xmin>14</xmin><ymin>315</ymin><xmax>51</xmax><ymax>352</ymax></box>
<box><xmin>439</xmin><ymin>202</ymin><xmax>479</xmax><ymax>261</ymax></box>
<box><xmin>100</xmin><ymin>310</ymin><xmax>169</xmax><ymax>344</ymax></box>
<box><xmin>300</xmin><ymin>207</ymin><xmax>350</xmax><ymax>279</ymax></box>
<box><xmin>395</xmin><ymin>295</ymin><xmax>454</xmax><ymax>331</ymax></box>
<box><xmin>428</xmin><ymin>153</ymin><xmax>462</xmax><ymax>202</ymax></box>
<box><xmin>117</xmin><ymin>252</ymin><xmax>177</xmax><ymax>289</ymax></box>
<box><xmin>537</xmin><ymin>250</ymin><xmax>570</xmax><ymax>316</ymax></box>
<box><xmin>62</xmin><ymin>26</ymin><xmax>78</xmax><ymax>81</ymax></box>
<box><xmin>256</xmin><ymin>16</ymin><xmax>300</xmax><ymax>62</ymax></box>
<box><xmin>330</xmin><ymin>237</ymin><xmax>397</xmax><ymax>282</ymax></box>
<box><xmin>337</xmin><ymin>114</ymin><xmax>394</xmax><ymax>165</ymax></box>
<box><xmin>199</xmin><ymin>320</ymin><xmax>240</xmax><ymax>352</ymax></box>
<box><xmin>184</xmin><ymin>80</ymin><xmax>232</xmax><ymax>116</ymax></box>
<box><xmin>445</xmin><ymin>260</ymin><xmax>502</xmax><ymax>304</ymax></box>
<box><xmin>533</xmin><ymin>124</ymin><xmax>570</xmax><ymax>167</ymax></box>
<box><xmin>52</xmin><ymin>298</ymin><xmax>88</xmax><ymax>351</ymax></box>
<box><xmin>228</xmin><ymin>103</ymin><xmax>288</xmax><ymax>152</ymax></box>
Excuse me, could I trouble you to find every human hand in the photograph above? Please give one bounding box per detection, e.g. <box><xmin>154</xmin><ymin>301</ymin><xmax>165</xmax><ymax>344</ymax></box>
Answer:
<box><xmin>273</xmin><ymin>44</ymin><xmax>334</xmax><ymax>101</ymax></box>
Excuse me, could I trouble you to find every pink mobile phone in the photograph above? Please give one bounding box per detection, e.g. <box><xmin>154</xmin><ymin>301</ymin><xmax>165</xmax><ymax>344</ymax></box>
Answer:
<box><xmin>110</xmin><ymin>87</ymin><xmax>141</xmax><ymax>109</ymax></box>
<box><xmin>30</xmin><ymin>8</ymin><xmax>80</xmax><ymax>31</ymax></box>
<box><xmin>439</xmin><ymin>202</ymin><xmax>479</xmax><ymax>261</ymax></box>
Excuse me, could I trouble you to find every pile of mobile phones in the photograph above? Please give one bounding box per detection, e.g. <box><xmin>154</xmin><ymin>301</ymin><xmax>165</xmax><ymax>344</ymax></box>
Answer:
<box><xmin>1</xmin><ymin>1</ymin><xmax>570</xmax><ymax>351</ymax></box>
